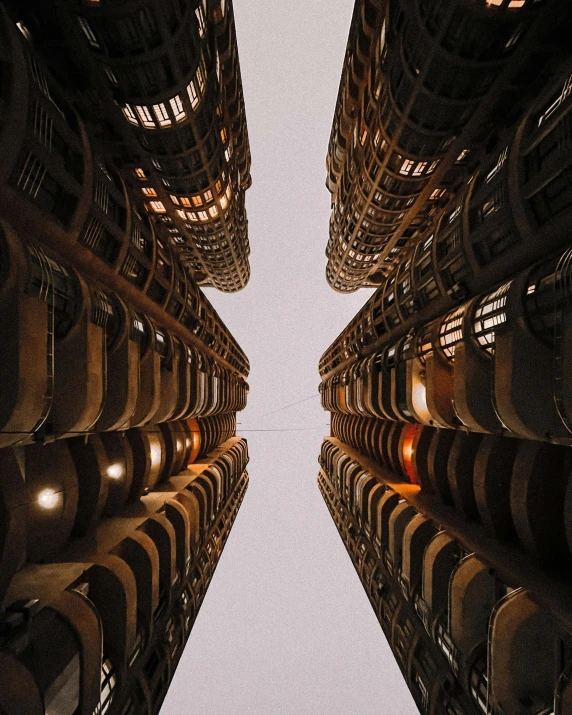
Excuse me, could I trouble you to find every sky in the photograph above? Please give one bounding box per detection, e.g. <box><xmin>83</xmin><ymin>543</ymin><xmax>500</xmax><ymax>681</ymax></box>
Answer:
<box><xmin>161</xmin><ymin>1</ymin><xmax>417</xmax><ymax>712</ymax></box>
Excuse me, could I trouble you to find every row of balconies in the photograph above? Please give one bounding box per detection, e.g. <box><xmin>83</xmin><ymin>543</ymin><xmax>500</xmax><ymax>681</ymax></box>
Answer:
<box><xmin>0</xmin><ymin>13</ymin><xmax>248</xmax><ymax>366</ymax></box>
<box><xmin>0</xmin><ymin>223</ymin><xmax>247</xmax><ymax>448</ymax></box>
<box><xmin>321</xmin><ymin>243</ymin><xmax>572</xmax><ymax>445</ymax></box>
<box><xmin>320</xmin><ymin>62</ymin><xmax>572</xmax><ymax>372</ymax></box>
<box><xmin>0</xmin><ymin>437</ymin><xmax>248</xmax><ymax>715</ymax></box>
<box><xmin>319</xmin><ymin>471</ymin><xmax>474</xmax><ymax>715</ymax></box>
<box><xmin>1</xmin><ymin>1</ymin><xmax>251</xmax><ymax>292</ymax></box>
<box><xmin>325</xmin><ymin>0</ymin><xmax>571</xmax><ymax>291</ymax></box>
<box><xmin>0</xmin><ymin>417</ymin><xmax>243</xmax><ymax>599</ymax></box>
<box><xmin>329</xmin><ymin>412</ymin><xmax>572</xmax><ymax>568</ymax></box>
<box><xmin>319</xmin><ymin>441</ymin><xmax>572</xmax><ymax>715</ymax></box>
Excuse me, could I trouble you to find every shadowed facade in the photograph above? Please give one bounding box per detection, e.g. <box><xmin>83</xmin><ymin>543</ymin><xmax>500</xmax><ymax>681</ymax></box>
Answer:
<box><xmin>0</xmin><ymin>3</ymin><xmax>250</xmax><ymax>714</ymax></box>
<box><xmin>320</xmin><ymin>1</ymin><xmax>572</xmax><ymax>713</ymax></box>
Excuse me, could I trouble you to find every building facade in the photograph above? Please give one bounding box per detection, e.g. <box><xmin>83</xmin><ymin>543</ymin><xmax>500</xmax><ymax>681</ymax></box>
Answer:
<box><xmin>0</xmin><ymin>3</ymin><xmax>250</xmax><ymax>714</ymax></box>
<box><xmin>324</xmin><ymin>0</ymin><xmax>572</xmax><ymax>292</ymax></box>
<box><xmin>320</xmin><ymin>2</ymin><xmax>572</xmax><ymax>713</ymax></box>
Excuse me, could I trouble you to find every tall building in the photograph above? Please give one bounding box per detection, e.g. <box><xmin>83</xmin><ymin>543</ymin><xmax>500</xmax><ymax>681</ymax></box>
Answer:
<box><xmin>324</xmin><ymin>0</ymin><xmax>572</xmax><ymax>292</ymax></box>
<box><xmin>320</xmin><ymin>2</ymin><xmax>572</xmax><ymax>713</ymax></box>
<box><xmin>0</xmin><ymin>3</ymin><xmax>250</xmax><ymax>713</ymax></box>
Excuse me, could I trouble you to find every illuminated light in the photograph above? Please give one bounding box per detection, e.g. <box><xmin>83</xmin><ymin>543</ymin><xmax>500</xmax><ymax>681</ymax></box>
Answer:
<box><xmin>107</xmin><ymin>463</ymin><xmax>123</xmax><ymax>480</ymax></box>
<box><xmin>150</xmin><ymin>443</ymin><xmax>162</xmax><ymax>470</ymax></box>
<box><xmin>134</xmin><ymin>167</ymin><xmax>146</xmax><ymax>179</ymax></box>
<box><xmin>400</xmin><ymin>424</ymin><xmax>421</xmax><ymax>485</ymax></box>
<box><xmin>38</xmin><ymin>488</ymin><xmax>59</xmax><ymax>510</ymax></box>
<box><xmin>411</xmin><ymin>377</ymin><xmax>431</xmax><ymax>425</ymax></box>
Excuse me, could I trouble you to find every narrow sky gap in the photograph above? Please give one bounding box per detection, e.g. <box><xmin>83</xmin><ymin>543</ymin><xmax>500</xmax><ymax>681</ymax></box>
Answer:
<box><xmin>162</xmin><ymin>1</ymin><xmax>417</xmax><ymax>713</ymax></box>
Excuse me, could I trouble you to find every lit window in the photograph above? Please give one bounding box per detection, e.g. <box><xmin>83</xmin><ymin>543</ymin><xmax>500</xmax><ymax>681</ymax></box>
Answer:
<box><xmin>430</xmin><ymin>188</ymin><xmax>446</xmax><ymax>200</ymax></box>
<box><xmin>181</xmin><ymin>197</ymin><xmax>191</xmax><ymax>207</ymax></box>
<box><xmin>195</xmin><ymin>6</ymin><xmax>207</xmax><ymax>36</ymax></box>
<box><xmin>171</xmin><ymin>195</ymin><xmax>180</xmax><ymax>204</ymax></box>
<box><xmin>456</xmin><ymin>149</ymin><xmax>469</xmax><ymax>162</ymax></box>
<box><xmin>187</xmin><ymin>81</ymin><xmax>200</xmax><ymax>109</ymax></box>
<box><xmin>220</xmin><ymin>194</ymin><xmax>228</xmax><ymax>210</ymax></box>
<box><xmin>225</xmin><ymin>148</ymin><xmax>231</xmax><ymax>162</ymax></box>
<box><xmin>360</xmin><ymin>129</ymin><xmax>368</xmax><ymax>146</ymax></box>
<box><xmin>170</xmin><ymin>95</ymin><xmax>186</xmax><ymax>122</ymax></box>
<box><xmin>78</xmin><ymin>17</ymin><xmax>100</xmax><ymax>48</ymax></box>
<box><xmin>149</xmin><ymin>201</ymin><xmax>166</xmax><ymax>213</ymax></box>
<box><xmin>209</xmin><ymin>205</ymin><xmax>218</xmax><ymax>217</ymax></box>
<box><xmin>123</xmin><ymin>105</ymin><xmax>138</xmax><ymax>125</ymax></box>
<box><xmin>538</xmin><ymin>74</ymin><xmax>572</xmax><ymax>126</ymax></box>
<box><xmin>412</xmin><ymin>161</ymin><xmax>427</xmax><ymax>176</ymax></box>
<box><xmin>142</xmin><ymin>187</ymin><xmax>157</xmax><ymax>197</ymax></box>
<box><xmin>399</xmin><ymin>159</ymin><xmax>415</xmax><ymax>175</ymax></box>
<box><xmin>225</xmin><ymin>184</ymin><xmax>232</xmax><ymax>200</ymax></box>
<box><xmin>196</xmin><ymin>61</ymin><xmax>206</xmax><ymax>93</ymax></box>
<box><xmin>192</xmin><ymin>195</ymin><xmax>203</xmax><ymax>207</ymax></box>
<box><xmin>152</xmin><ymin>158</ymin><xmax>163</xmax><ymax>171</ymax></box>
<box><xmin>187</xmin><ymin>212</ymin><xmax>198</xmax><ymax>222</ymax></box>
<box><xmin>220</xmin><ymin>128</ymin><xmax>227</xmax><ymax>143</ymax></box>
<box><xmin>215</xmin><ymin>179</ymin><xmax>222</xmax><ymax>193</ymax></box>
<box><xmin>136</xmin><ymin>105</ymin><xmax>155</xmax><ymax>129</ymax></box>
<box><xmin>134</xmin><ymin>167</ymin><xmax>146</xmax><ymax>179</ymax></box>
<box><xmin>204</xmin><ymin>190</ymin><xmax>213</xmax><ymax>202</ymax></box>
<box><xmin>485</xmin><ymin>147</ymin><xmax>508</xmax><ymax>183</ymax></box>
<box><xmin>198</xmin><ymin>210</ymin><xmax>208</xmax><ymax>221</ymax></box>
<box><xmin>176</xmin><ymin>209</ymin><xmax>186</xmax><ymax>219</ymax></box>
<box><xmin>153</xmin><ymin>103</ymin><xmax>171</xmax><ymax>127</ymax></box>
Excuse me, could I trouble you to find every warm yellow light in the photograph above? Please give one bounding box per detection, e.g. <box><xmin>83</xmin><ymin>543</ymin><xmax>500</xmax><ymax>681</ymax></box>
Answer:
<box><xmin>150</xmin><ymin>444</ymin><xmax>162</xmax><ymax>469</ymax></box>
<box><xmin>38</xmin><ymin>488</ymin><xmax>59</xmax><ymax>510</ymax></box>
<box><xmin>107</xmin><ymin>463</ymin><xmax>123</xmax><ymax>480</ymax></box>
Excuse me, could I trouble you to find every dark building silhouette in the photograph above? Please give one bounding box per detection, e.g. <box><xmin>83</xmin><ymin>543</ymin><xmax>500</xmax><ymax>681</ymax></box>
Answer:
<box><xmin>320</xmin><ymin>2</ymin><xmax>572</xmax><ymax>713</ymax></box>
<box><xmin>0</xmin><ymin>3</ymin><xmax>250</xmax><ymax>713</ymax></box>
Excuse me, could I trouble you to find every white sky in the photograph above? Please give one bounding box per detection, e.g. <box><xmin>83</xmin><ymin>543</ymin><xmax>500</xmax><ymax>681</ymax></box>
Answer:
<box><xmin>162</xmin><ymin>1</ymin><xmax>417</xmax><ymax>712</ymax></box>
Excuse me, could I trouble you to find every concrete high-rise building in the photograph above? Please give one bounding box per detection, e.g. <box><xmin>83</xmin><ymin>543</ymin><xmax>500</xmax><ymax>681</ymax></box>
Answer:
<box><xmin>0</xmin><ymin>3</ymin><xmax>250</xmax><ymax>713</ymax></box>
<box><xmin>320</xmin><ymin>2</ymin><xmax>572</xmax><ymax>713</ymax></box>
<box><xmin>324</xmin><ymin>0</ymin><xmax>572</xmax><ymax>292</ymax></box>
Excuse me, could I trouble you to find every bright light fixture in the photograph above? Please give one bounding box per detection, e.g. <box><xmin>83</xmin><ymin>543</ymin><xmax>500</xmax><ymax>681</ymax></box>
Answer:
<box><xmin>38</xmin><ymin>488</ymin><xmax>59</xmax><ymax>510</ymax></box>
<box><xmin>107</xmin><ymin>463</ymin><xmax>123</xmax><ymax>480</ymax></box>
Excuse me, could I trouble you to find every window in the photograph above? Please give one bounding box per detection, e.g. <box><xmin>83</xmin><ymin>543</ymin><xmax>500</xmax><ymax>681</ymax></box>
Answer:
<box><xmin>196</xmin><ymin>60</ymin><xmax>206</xmax><ymax>93</ymax></box>
<box><xmin>192</xmin><ymin>195</ymin><xmax>203</xmax><ymax>207</ymax></box>
<box><xmin>209</xmin><ymin>205</ymin><xmax>218</xmax><ymax>217</ymax></box>
<box><xmin>412</xmin><ymin>161</ymin><xmax>427</xmax><ymax>176</ymax></box>
<box><xmin>153</xmin><ymin>103</ymin><xmax>171</xmax><ymax>127</ymax></box>
<box><xmin>176</xmin><ymin>209</ymin><xmax>186</xmax><ymax>219</ymax></box>
<box><xmin>170</xmin><ymin>195</ymin><xmax>180</xmax><ymax>204</ymax></box>
<box><xmin>170</xmin><ymin>95</ymin><xmax>186</xmax><ymax>122</ymax></box>
<box><xmin>198</xmin><ymin>210</ymin><xmax>208</xmax><ymax>221</ymax></box>
<box><xmin>204</xmin><ymin>189</ymin><xmax>213</xmax><ymax>202</ymax></box>
<box><xmin>181</xmin><ymin>197</ymin><xmax>191</xmax><ymax>207</ymax></box>
<box><xmin>220</xmin><ymin>128</ymin><xmax>227</xmax><ymax>143</ymax></box>
<box><xmin>142</xmin><ymin>187</ymin><xmax>157</xmax><ymax>197</ymax></box>
<box><xmin>187</xmin><ymin>212</ymin><xmax>198</xmax><ymax>221</ymax></box>
<box><xmin>538</xmin><ymin>73</ymin><xmax>572</xmax><ymax>126</ymax></box>
<box><xmin>399</xmin><ymin>159</ymin><xmax>415</xmax><ymax>175</ymax></box>
<box><xmin>78</xmin><ymin>17</ymin><xmax>100</xmax><ymax>48</ymax></box>
<box><xmin>134</xmin><ymin>167</ymin><xmax>146</xmax><ymax>179</ymax></box>
<box><xmin>220</xmin><ymin>194</ymin><xmax>228</xmax><ymax>210</ymax></box>
<box><xmin>136</xmin><ymin>105</ymin><xmax>155</xmax><ymax>129</ymax></box>
<box><xmin>123</xmin><ymin>105</ymin><xmax>138</xmax><ymax>125</ymax></box>
<box><xmin>149</xmin><ymin>201</ymin><xmax>166</xmax><ymax>213</ymax></box>
<box><xmin>195</xmin><ymin>6</ymin><xmax>207</xmax><ymax>37</ymax></box>
<box><xmin>187</xmin><ymin>81</ymin><xmax>199</xmax><ymax>109</ymax></box>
